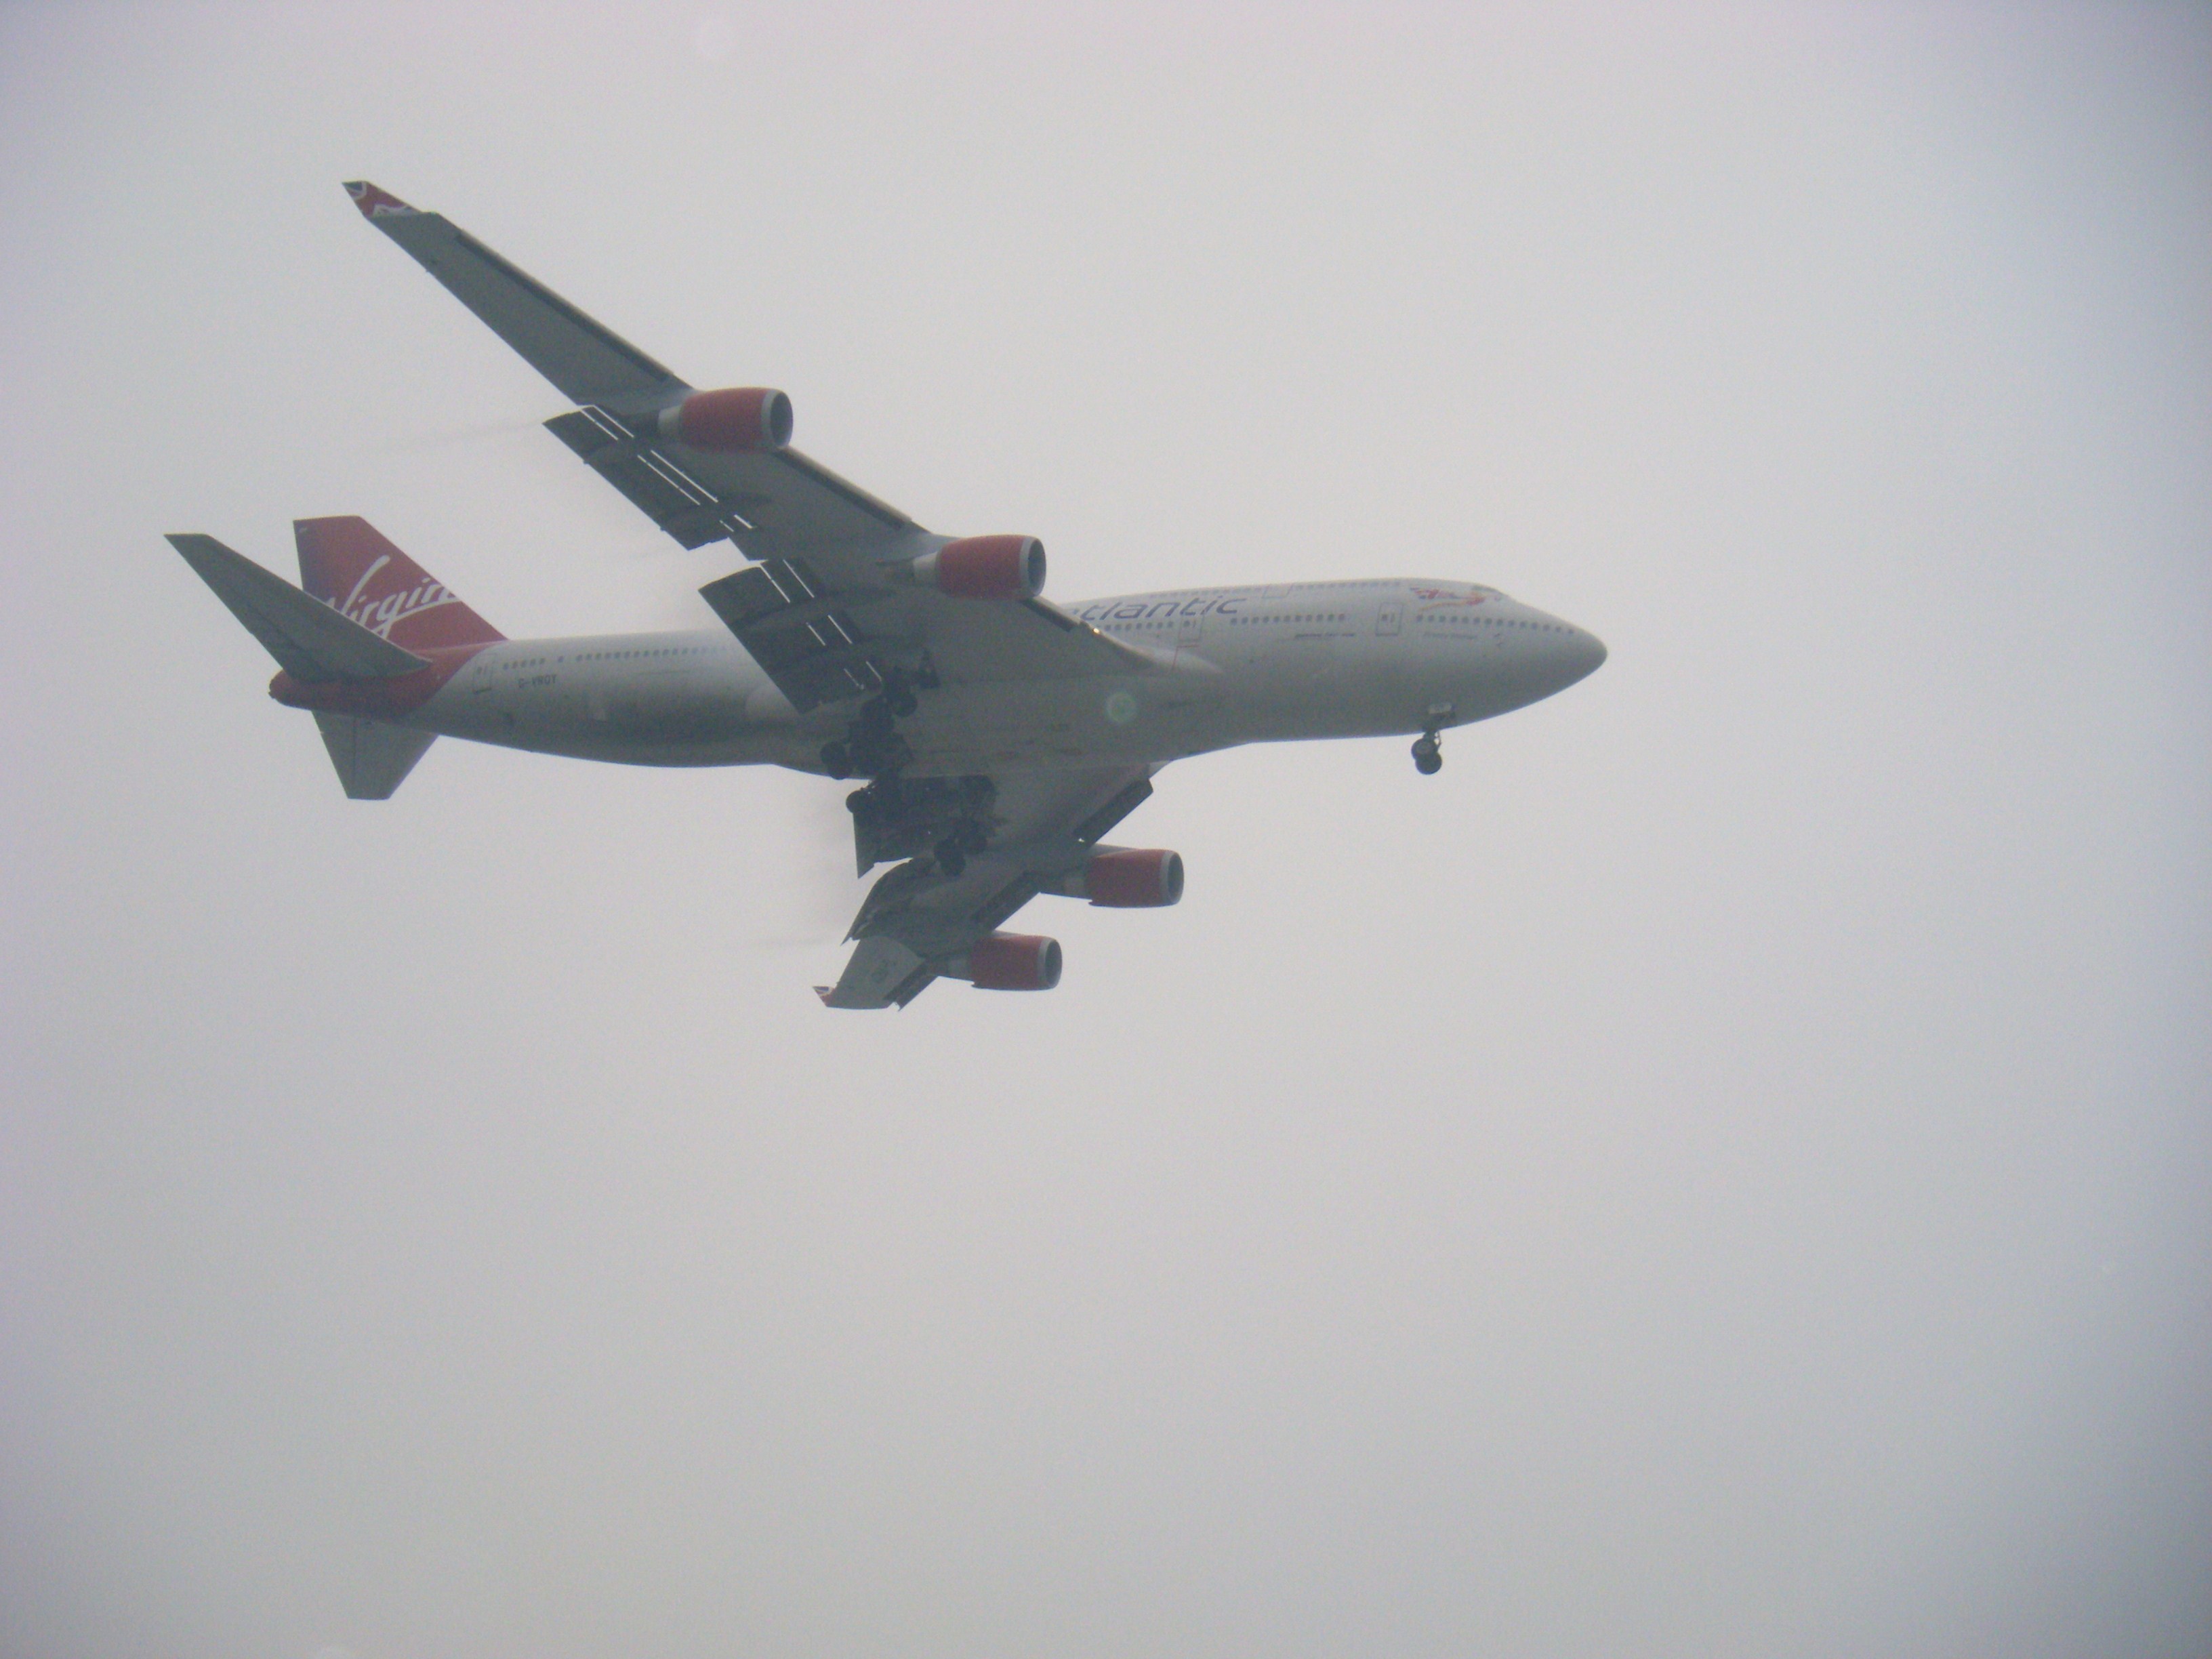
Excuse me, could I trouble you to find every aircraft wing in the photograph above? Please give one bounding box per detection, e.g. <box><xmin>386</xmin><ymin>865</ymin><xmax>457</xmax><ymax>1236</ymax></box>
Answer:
<box><xmin>347</xmin><ymin>180</ymin><xmax>909</xmax><ymax>560</ymax></box>
<box><xmin>348</xmin><ymin>181</ymin><xmax>1149</xmax><ymax>712</ymax></box>
<box><xmin>821</xmin><ymin>766</ymin><xmax>1157</xmax><ymax>1009</ymax></box>
<box><xmin>694</xmin><ymin>551</ymin><xmax>1154</xmax><ymax>712</ymax></box>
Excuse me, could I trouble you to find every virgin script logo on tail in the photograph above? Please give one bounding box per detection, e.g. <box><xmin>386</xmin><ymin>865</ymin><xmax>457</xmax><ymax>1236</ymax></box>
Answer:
<box><xmin>331</xmin><ymin>553</ymin><xmax>460</xmax><ymax>638</ymax></box>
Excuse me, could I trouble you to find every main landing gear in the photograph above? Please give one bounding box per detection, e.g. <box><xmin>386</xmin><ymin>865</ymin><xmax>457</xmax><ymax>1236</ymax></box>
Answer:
<box><xmin>819</xmin><ymin>662</ymin><xmax>990</xmax><ymax>873</ymax></box>
<box><xmin>1411</xmin><ymin>702</ymin><xmax>1453</xmax><ymax>776</ymax></box>
<box><xmin>847</xmin><ymin>773</ymin><xmax>996</xmax><ymax>874</ymax></box>
<box><xmin>823</xmin><ymin>663</ymin><xmax>995</xmax><ymax>876</ymax></box>
<box><xmin>819</xmin><ymin>663</ymin><xmax>935</xmax><ymax>781</ymax></box>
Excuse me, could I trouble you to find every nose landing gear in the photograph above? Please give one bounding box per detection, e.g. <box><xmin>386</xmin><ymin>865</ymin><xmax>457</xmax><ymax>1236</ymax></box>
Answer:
<box><xmin>1411</xmin><ymin>702</ymin><xmax>1453</xmax><ymax>775</ymax></box>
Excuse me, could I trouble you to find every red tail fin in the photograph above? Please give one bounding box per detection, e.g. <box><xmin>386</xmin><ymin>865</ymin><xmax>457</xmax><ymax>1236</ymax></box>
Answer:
<box><xmin>294</xmin><ymin>517</ymin><xmax>504</xmax><ymax>650</ymax></box>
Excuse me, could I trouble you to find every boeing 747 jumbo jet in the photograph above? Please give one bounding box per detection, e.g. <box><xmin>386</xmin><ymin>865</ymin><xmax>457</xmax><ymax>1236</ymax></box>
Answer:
<box><xmin>169</xmin><ymin>183</ymin><xmax>1605</xmax><ymax>1008</ymax></box>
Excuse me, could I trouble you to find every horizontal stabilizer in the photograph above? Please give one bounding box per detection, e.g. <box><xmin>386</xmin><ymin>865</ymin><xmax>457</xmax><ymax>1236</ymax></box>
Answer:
<box><xmin>168</xmin><ymin>533</ymin><xmax>428</xmax><ymax>682</ymax></box>
<box><xmin>314</xmin><ymin>714</ymin><xmax>436</xmax><ymax>800</ymax></box>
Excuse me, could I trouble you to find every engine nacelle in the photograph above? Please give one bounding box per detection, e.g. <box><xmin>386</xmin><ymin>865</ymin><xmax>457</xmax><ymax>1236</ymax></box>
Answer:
<box><xmin>945</xmin><ymin>932</ymin><xmax>1063</xmax><ymax>991</ymax></box>
<box><xmin>1051</xmin><ymin>848</ymin><xmax>1184</xmax><ymax>907</ymax></box>
<box><xmin>657</xmin><ymin>388</ymin><xmax>794</xmax><ymax>453</ymax></box>
<box><xmin>910</xmin><ymin>535</ymin><xmax>1046</xmax><ymax>600</ymax></box>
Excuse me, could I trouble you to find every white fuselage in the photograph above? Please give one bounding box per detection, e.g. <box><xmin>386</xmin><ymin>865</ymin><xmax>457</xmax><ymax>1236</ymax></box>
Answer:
<box><xmin>401</xmin><ymin>577</ymin><xmax>1606</xmax><ymax>775</ymax></box>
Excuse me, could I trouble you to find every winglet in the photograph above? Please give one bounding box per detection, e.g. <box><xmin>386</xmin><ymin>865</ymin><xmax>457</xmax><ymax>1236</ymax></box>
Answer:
<box><xmin>344</xmin><ymin>180</ymin><xmax>417</xmax><ymax>220</ymax></box>
<box><xmin>820</xmin><ymin>937</ymin><xmax>932</xmax><ymax>1009</ymax></box>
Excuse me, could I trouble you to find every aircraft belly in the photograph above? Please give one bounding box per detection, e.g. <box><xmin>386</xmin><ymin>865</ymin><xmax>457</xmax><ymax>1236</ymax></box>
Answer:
<box><xmin>414</xmin><ymin>656</ymin><xmax>796</xmax><ymax>766</ymax></box>
<box><xmin>883</xmin><ymin>646</ymin><xmax>1435</xmax><ymax>771</ymax></box>
<box><xmin>892</xmin><ymin>673</ymin><xmax>1227</xmax><ymax>773</ymax></box>
<box><xmin>1227</xmin><ymin>636</ymin><xmax>1401</xmax><ymax>740</ymax></box>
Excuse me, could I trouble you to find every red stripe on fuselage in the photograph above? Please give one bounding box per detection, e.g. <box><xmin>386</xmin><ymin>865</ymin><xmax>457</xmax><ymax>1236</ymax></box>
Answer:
<box><xmin>268</xmin><ymin>642</ymin><xmax>493</xmax><ymax>718</ymax></box>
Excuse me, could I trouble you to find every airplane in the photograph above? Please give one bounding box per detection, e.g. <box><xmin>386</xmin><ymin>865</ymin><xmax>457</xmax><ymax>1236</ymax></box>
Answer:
<box><xmin>169</xmin><ymin>182</ymin><xmax>1606</xmax><ymax>1008</ymax></box>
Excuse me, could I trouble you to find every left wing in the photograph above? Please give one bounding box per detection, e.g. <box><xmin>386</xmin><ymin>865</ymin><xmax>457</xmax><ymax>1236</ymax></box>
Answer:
<box><xmin>820</xmin><ymin>766</ymin><xmax>1157</xmax><ymax>1009</ymax></box>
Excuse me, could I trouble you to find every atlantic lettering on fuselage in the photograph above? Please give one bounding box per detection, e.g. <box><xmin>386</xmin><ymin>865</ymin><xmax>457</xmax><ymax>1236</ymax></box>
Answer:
<box><xmin>1076</xmin><ymin>593</ymin><xmax>1248</xmax><ymax>624</ymax></box>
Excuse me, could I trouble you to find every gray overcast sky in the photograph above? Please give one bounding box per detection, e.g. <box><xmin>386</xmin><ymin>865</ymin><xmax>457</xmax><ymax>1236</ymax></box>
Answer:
<box><xmin>3</xmin><ymin>4</ymin><xmax>2208</xmax><ymax>1656</ymax></box>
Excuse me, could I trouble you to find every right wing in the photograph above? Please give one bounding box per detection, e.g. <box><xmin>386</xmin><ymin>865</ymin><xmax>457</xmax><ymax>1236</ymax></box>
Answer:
<box><xmin>820</xmin><ymin>766</ymin><xmax>1158</xmax><ymax>1009</ymax></box>
<box><xmin>346</xmin><ymin>181</ymin><xmax>916</xmax><ymax>562</ymax></box>
<box><xmin>695</xmin><ymin>552</ymin><xmax>1158</xmax><ymax>712</ymax></box>
<box><xmin>348</xmin><ymin>182</ymin><xmax>1151</xmax><ymax>713</ymax></box>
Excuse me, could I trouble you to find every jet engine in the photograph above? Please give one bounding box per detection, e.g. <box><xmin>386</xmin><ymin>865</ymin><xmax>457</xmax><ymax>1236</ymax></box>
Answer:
<box><xmin>944</xmin><ymin>932</ymin><xmax>1063</xmax><ymax>991</ymax></box>
<box><xmin>909</xmin><ymin>535</ymin><xmax>1046</xmax><ymax>600</ymax></box>
<box><xmin>657</xmin><ymin>388</ymin><xmax>794</xmax><ymax>452</ymax></box>
<box><xmin>1050</xmin><ymin>848</ymin><xmax>1184</xmax><ymax>907</ymax></box>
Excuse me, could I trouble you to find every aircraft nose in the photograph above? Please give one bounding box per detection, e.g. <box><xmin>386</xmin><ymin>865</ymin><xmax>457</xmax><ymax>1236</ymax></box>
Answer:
<box><xmin>1537</xmin><ymin>618</ymin><xmax>1606</xmax><ymax>694</ymax></box>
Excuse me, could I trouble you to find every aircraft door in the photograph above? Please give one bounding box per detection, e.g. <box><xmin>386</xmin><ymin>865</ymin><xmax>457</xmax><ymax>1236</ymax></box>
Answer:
<box><xmin>1176</xmin><ymin>605</ymin><xmax>1204</xmax><ymax>648</ymax></box>
<box><xmin>1376</xmin><ymin>602</ymin><xmax>1402</xmax><ymax>636</ymax></box>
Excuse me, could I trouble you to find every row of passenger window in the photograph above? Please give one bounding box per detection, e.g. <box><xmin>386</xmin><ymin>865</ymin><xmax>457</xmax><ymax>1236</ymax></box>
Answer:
<box><xmin>1429</xmin><ymin>616</ymin><xmax>1568</xmax><ymax>631</ymax></box>
<box><xmin>1110</xmin><ymin>611</ymin><xmax>1351</xmax><ymax>630</ymax></box>
<box><xmin>495</xmin><ymin>646</ymin><xmax>715</xmax><ymax>665</ymax></box>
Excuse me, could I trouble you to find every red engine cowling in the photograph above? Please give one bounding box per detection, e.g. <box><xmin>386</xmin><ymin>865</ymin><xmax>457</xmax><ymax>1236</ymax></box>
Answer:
<box><xmin>1083</xmin><ymin>848</ymin><xmax>1184</xmax><ymax>907</ymax></box>
<box><xmin>951</xmin><ymin>933</ymin><xmax>1063</xmax><ymax>991</ymax></box>
<box><xmin>657</xmin><ymin>388</ymin><xmax>794</xmax><ymax>453</ymax></box>
<box><xmin>913</xmin><ymin>535</ymin><xmax>1046</xmax><ymax>600</ymax></box>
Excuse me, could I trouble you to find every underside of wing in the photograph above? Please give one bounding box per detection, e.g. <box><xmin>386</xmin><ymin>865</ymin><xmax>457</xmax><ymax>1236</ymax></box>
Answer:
<box><xmin>819</xmin><ymin>766</ymin><xmax>1160</xmax><ymax>1009</ymax></box>
<box><xmin>346</xmin><ymin>182</ymin><xmax>918</xmax><ymax>561</ymax></box>
<box><xmin>542</xmin><ymin>403</ymin><xmax>917</xmax><ymax>560</ymax></box>
<box><xmin>696</xmin><ymin>554</ymin><xmax>1156</xmax><ymax>715</ymax></box>
<box><xmin>345</xmin><ymin>182</ymin><xmax>684</xmax><ymax>409</ymax></box>
<box><xmin>350</xmin><ymin>184</ymin><xmax>1155</xmax><ymax>720</ymax></box>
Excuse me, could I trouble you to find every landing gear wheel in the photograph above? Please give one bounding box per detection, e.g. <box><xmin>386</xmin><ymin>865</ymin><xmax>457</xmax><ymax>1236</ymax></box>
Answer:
<box><xmin>821</xmin><ymin>741</ymin><xmax>853</xmax><ymax>779</ymax></box>
<box><xmin>935</xmin><ymin>836</ymin><xmax>968</xmax><ymax>878</ymax></box>
<box><xmin>1412</xmin><ymin>735</ymin><xmax>1443</xmax><ymax>775</ymax></box>
<box><xmin>890</xmin><ymin>687</ymin><xmax>920</xmax><ymax>718</ymax></box>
